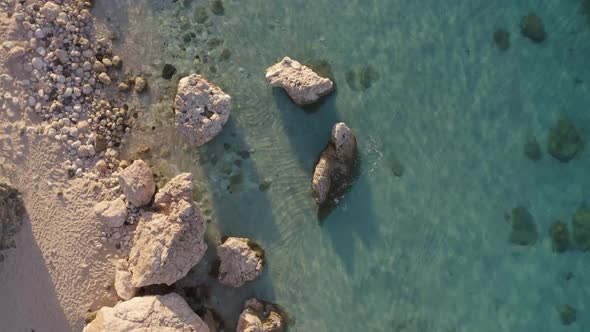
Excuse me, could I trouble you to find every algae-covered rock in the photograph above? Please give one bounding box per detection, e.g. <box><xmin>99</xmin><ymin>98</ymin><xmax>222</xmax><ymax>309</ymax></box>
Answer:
<box><xmin>0</xmin><ymin>181</ymin><xmax>25</xmax><ymax>250</ymax></box>
<box><xmin>520</xmin><ymin>13</ymin><xmax>547</xmax><ymax>43</ymax></box>
<box><xmin>572</xmin><ymin>203</ymin><xmax>590</xmax><ymax>250</ymax></box>
<box><xmin>558</xmin><ymin>304</ymin><xmax>576</xmax><ymax>326</ymax></box>
<box><xmin>509</xmin><ymin>206</ymin><xmax>537</xmax><ymax>246</ymax></box>
<box><xmin>493</xmin><ymin>28</ymin><xmax>510</xmax><ymax>51</ymax></box>
<box><xmin>524</xmin><ymin>136</ymin><xmax>542</xmax><ymax>161</ymax></box>
<box><xmin>547</xmin><ymin>117</ymin><xmax>583</xmax><ymax>162</ymax></box>
<box><xmin>549</xmin><ymin>221</ymin><xmax>570</xmax><ymax>252</ymax></box>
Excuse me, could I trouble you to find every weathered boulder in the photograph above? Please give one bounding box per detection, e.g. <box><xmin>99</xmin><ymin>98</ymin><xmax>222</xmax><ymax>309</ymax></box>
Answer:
<box><xmin>41</xmin><ymin>1</ymin><xmax>60</xmax><ymax>22</ymax></box>
<box><xmin>236</xmin><ymin>298</ymin><xmax>285</xmax><ymax>332</ymax></box>
<box><xmin>128</xmin><ymin>201</ymin><xmax>207</xmax><ymax>287</ymax></box>
<box><xmin>217</xmin><ymin>237</ymin><xmax>264</xmax><ymax>287</ymax></box>
<box><xmin>127</xmin><ymin>174</ymin><xmax>207</xmax><ymax>287</ymax></box>
<box><xmin>265</xmin><ymin>57</ymin><xmax>334</xmax><ymax>106</ymax></box>
<box><xmin>94</xmin><ymin>198</ymin><xmax>127</xmax><ymax>228</ymax></box>
<box><xmin>547</xmin><ymin>117</ymin><xmax>583</xmax><ymax>162</ymax></box>
<box><xmin>174</xmin><ymin>74</ymin><xmax>231</xmax><ymax>146</ymax></box>
<box><xmin>154</xmin><ymin>173</ymin><xmax>194</xmax><ymax>213</ymax></box>
<box><xmin>82</xmin><ymin>293</ymin><xmax>210</xmax><ymax>332</ymax></box>
<box><xmin>118</xmin><ymin>159</ymin><xmax>156</xmax><ymax>207</ymax></box>
<box><xmin>0</xmin><ymin>181</ymin><xmax>25</xmax><ymax>250</ymax></box>
<box><xmin>312</xmin><ymin>122</ymin><xmax>357</xmax><ymax>206</ymax></box>
<box><xmin>114</xmin><ymin>259</ymin><xmax>136</xmax><ymax>300</ymax></box>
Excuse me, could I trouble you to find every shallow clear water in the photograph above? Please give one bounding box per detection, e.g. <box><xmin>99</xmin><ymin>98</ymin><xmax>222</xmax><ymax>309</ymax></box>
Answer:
<box><xmin>97</xmin><ymin>0</ymin><xmax>590</xmax><ymax>330</ymax></box>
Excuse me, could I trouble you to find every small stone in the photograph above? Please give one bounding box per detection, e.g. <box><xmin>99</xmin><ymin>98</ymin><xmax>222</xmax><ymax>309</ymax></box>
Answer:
<box><xmin>102</xmin><ymin>58</ymin><xmax>113</xmax><ymax>68</ymax></box>
<box><xmin>509</xmin><ymin>206</ymin><xmax>537</xmax><ymax>246</ymax></box>
<box><xmin>7</xmin><ymin>46</ymin><xmax>25</xmax><ymax>61</ymax></box>
<box><xmin>134</xmin><ymin>76</ymin><xmax>147</xmax><ymax>93</ymax></box>
<box><xmin>98</xmin><ymin>72</ymin><xmax>112</xmax><ymax>85</ymax></box>
<box><xmin>31</xmin><ymin>57</ymin><xmax>44</xmax><ymax>70</ymax></box>
<box><xmin>117</xmin><ymin>82</ymin><xmax>130</xmax><ymax>92</ymax></box>
<box><xmin>520</xmin><ymin>13</ymin><xmax>547</xmax><ymax>43</ymax></box>
<box><xmin>162</xmin><ymin>64</ymin><xmax>177</xmax><ymax>80</ymax></box>
<box><xmin>96</xmin><ymin>160</ymin><xmax>108</xmax><ymax>173</ymax></box>
<box><xmin>93</xmin><ymin>60</ymin><xmax>106</xmax><ymax>73</ymax></box>
<box><xmin>112</xmin><ymin>55</ymin><xmax>122</xmax><ymax>68</ymax></box>
<box><xmin>82</xmin><ymin>84</ymin><xmax>93</xmax><ymax>95</ymax></box>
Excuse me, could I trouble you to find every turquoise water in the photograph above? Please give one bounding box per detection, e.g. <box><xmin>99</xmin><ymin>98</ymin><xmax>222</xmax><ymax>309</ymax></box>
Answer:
<box><xmin>98</xmin><ymin>0</ymin><xmax>590</xmax><ymax>330</ymax></box>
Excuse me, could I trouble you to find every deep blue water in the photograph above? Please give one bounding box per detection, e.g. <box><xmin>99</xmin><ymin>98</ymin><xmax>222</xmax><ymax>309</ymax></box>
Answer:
<box><xmin>99</xmin><ymin>0</ymin><xmax>590</xmax><ymax>330</ymax></box>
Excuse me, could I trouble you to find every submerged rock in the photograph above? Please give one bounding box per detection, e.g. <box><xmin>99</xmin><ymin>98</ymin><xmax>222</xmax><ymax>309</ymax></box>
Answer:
<box><xmin>211</xmin><ymin>0</ymin><xmax>224</xmax><ymax>15</ymax></box>
<box><xmin>236</xmin><ymin>298</ymin><xmax>285</xmax><ymax>332</ymax></box>
<box><xmin>82</xmin><ymin>293</ymin><xmax>210</xmax><ymax>332</ymax></box>
<box><xmin>217</xmin><ymin>237</ymin><xmax>264</xmax><ymax>287</ymax></box>
<box><xmin>558</xmin><ymin>304</ymin><xmax>577</xmax><ymax>326</ymax></box>
<box><xmin>0</xmin><ymin>181</ymin><xmax>25</xmax><ymax>250</ymax></box>
<box><xmin>520</xmin><ymin>13</ymin><xmax>547</xmax><ymax>43</ymax></box>
<box><xmin>509</xmin><ymin>206</ymin><xmax>537</xmax><ymax>246</ymax></box>
<box><xmin>524</xmin><ymin>136</ymin><xmax>542</xmax><ymax>161</ymax></box>
<box><xmin>174</xmin><ymin>74</ymin><xmax>231</xmax><ymax>146</ymax></box>
<box><xmin>195</xmin><ymin>5</ymin><xmax>209</xmax><ymax>23</ymax></box>
<box><xmin>93</xmin><ymin>198</ymin><xmax>127</xmax><ymax>228</ymax></box>
<box><xmin>118</xmin><ymin>159</ymin><xmax>156</xmax><ymax>207</ymax></box>
<box><xmin>265</xmin><ymin>56</ymin><xmax>334</xmax><ymax>106</ymax></box>
<box><xmin>312</xmin><ymin>122</ymin><xmax>357</xmax><ymax>206</ymax></box>
<box><xmin>572</xmin><ymin>203</ymin><xmax>590</xmax><ymax>250</ymax></box>
<box><xmin>345</xmin><ymin>65</ymin><xmax>380</xmax><ymax>91</ymax></box>
<box><xmin>549</xmin><ymin>221</ymin><xmax>570</xmax><ymax>253</ymax></box>
<box><xmin>547</xmin><ymin>117</ymin><xmax>583</xmax><ymax>162</ymax></box>
<box><xmin>493</xmin><ymin>28</ymin><xmax>510</xmax><ymax>51</ymax></box>
<box><xmin>127</xmin><ymin>174</ymin><xmax>207</xmax><ymax>287</ymax></box>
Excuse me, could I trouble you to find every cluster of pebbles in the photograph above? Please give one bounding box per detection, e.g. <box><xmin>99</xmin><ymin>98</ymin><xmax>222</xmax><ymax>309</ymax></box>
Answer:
<box><xmin>2</xmin><ymin>0</ymin><xmax>147</xmax><ymax>176</ymax></box>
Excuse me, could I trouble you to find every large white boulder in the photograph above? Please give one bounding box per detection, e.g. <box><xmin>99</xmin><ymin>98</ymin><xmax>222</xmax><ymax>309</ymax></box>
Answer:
<box><xmin>83</xmin><ymin>293</ymin><xmax>210</xmax><ymax>332</ymax></box>
<box><xmin>117</xmin><ymin>159</ymin><xmax>156</xmax><ymax>207</ymax></box>
<box><xmin>265</xmin><ymin>57</ymin><xmax>334</xmax><ymax>106</ymax></box>
<box><xmin>128</xmin><ymin>200</ymin><xmax>207</xmax><ymax>287</ymax></box>
<box><xmin>217</xmin><ymin>237</ymin><xmax>264</xmax><ymax>287</ymax></box>
<box><xmin>126</xmin><ymin>173</ymin><xmax>207</xmax><ymax>288</ymax></box>
<box><xmin>174</xmin><ymin>74</ymin><xmax>231</xmax><ymax>146</ymax></box>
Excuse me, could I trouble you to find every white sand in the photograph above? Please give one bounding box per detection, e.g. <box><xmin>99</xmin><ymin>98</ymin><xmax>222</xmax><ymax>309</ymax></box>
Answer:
<box><xmin>0</xmin><ymin>7</ymin><xmax>123</xmax><ymax>332</ymax></box>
